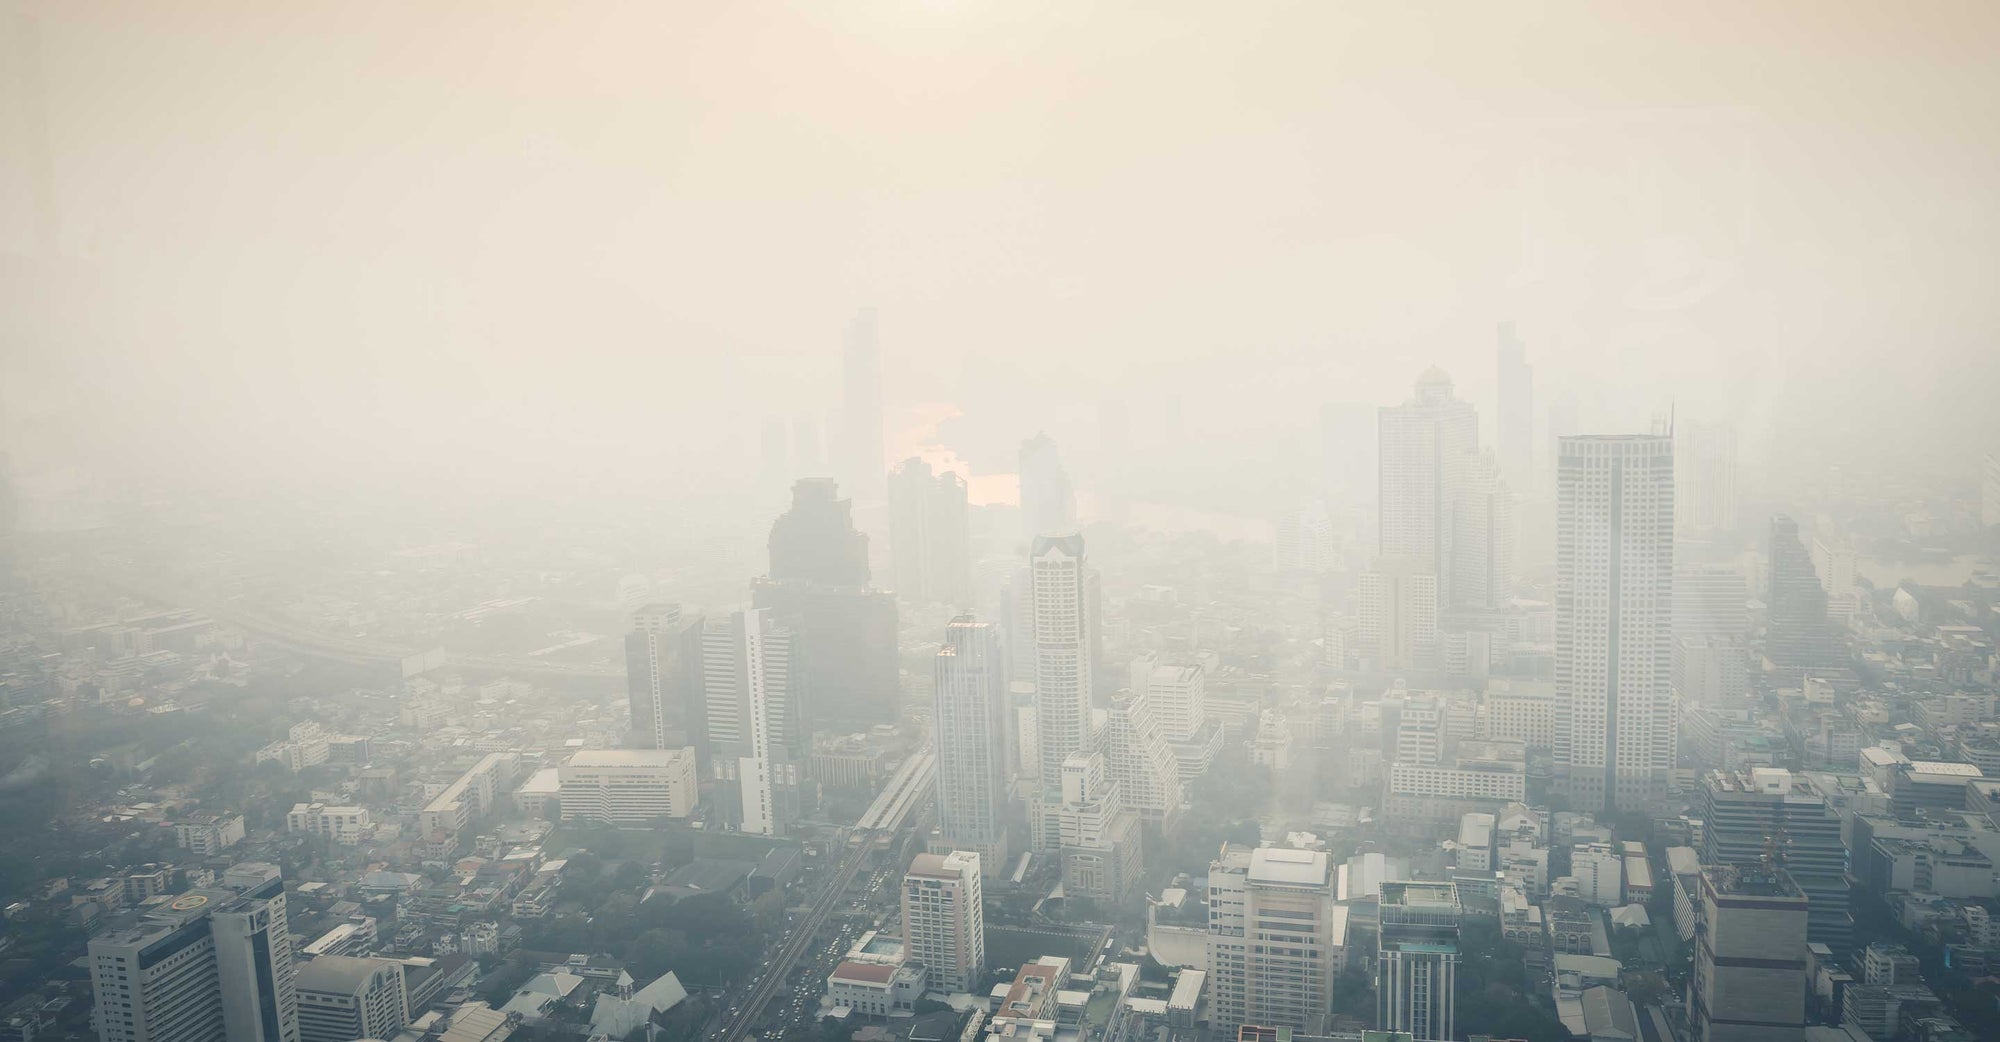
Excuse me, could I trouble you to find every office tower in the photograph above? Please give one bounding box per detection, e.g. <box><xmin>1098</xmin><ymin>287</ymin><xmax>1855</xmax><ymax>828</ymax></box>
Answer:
<box><xmin>1810</xmin><ymin>533</ymin><xmax>1859</xmax><ymax>622</ymax></box>
<box><xmin>1206</xmin><ymin>846</ymin><xmax>1342</xmax><ymax>1038</ymax></box>
<box><xmin>294</xmin><ymin>957</ymin><xmax>410</xmax><ymax>1042</ymax></box>
<box><xmin>1131</xmin><ymin>653</ymin><xmax>1224</xmax><ymax>780</ymax></box>
<box><xmin>1555</xmin><ymin>435</ymin><xmax>1676</xmax><ymax>813</ymax></box>
<box><xmin>1453</xmin><ymin>453</ymin><xmax>1516</xmax><ymax>608</ymax></box>
<box><xmin>839</xmin><ymin>309</ymin><xmax>886</xmax><ymax>505</ymax></box>
<box><xmin>1031</xmin><ymin>535</ymin><xmax>1093</xmax><ymax>802</ymax></box>
<box><xmin>1377</xmin><ymin>880</ymin><xmax>1460</xmax><ymax>1042</ymax></box>
<box><xmin>1052</xmin><ymin>751</ymin><xmax>1145</xmax><ymax>902</ymax></box>
<box><xmin>755</xmin><ymin>480</ymin><xmax>898</xmax><ymax>727</ymax></box>
<box><xmin>1496</xmin><ymin>321</ymin><xmax>1534</xmax><ymax>490</ymax></box>
<box><xmin>901</xmin><ymin>851</ymin><xmax>986</xmax><ymax>993</ymax></box>
<box><xmin>700</xmin><ymin>610</ymin><xmax>807</xmax><ymax>836</ymax></box>
<box><xmin>1356</xmin><ymin>557</ymin><xmax>1438</xmax><ymax>670</ymax></box>
<box><xmin>1689</xmin><ymin>866</ymin><xmax>1808</xmax><ymax>1042</ymax></box>
<box><xmin>1766</xmin><ymin>515</ymin><xmax>1839</xmax><ymax>673</ymax></box>
<box><xmin>1675</xmin><ymin>420</ymin><xmax>1739</xmax><ymax>535</ymax></box>
<box><xmin>1101</xmin><ymin>688</ymin><xmax>1185</xmax><ymax>831</ymax></box>
<box><xmin>89</xmin><ymin>865</ymin><xmax>300</xmax><ymax>1042</ymax></box>
<box><xmin>1985</xmin><ymin>452</ymin><xmax>2000</xmax><ymax>528</ymax></box>
<box><xmin>1394</xmin><ymin>697</ymin><xmax>1442</xmax><ymax>766</ymax></box>
<box><xmin>1019</xmin><ymin>432</ymin><xmax>1077</xmax><ymax>542</ymax></box>
<box><xmin>933</xmin><ymin>617</ymin><xmax>1009</xmax><ymax>869</ymax></box>
<box><xmin>625</xmin><ymin>604</ymin><xmax>702</xmax><ymax>753</ymax></box>
<box><xmin>1379</xmin><ymin>369</ymin><xmax>1479</xmax><ymax>596</ymax></box>
<box><xmin>1700</xmin><ymin>769</ymin><xmax>1853</xmax><ymax>952</ymax></box>
<box><xmin>888</xmin><ymin>458</ymin><xmax>972</xmax><ymax>606</ymax></box>
<box><xmin>768</xmin><ymin>478</ymin><xmax>870</xmax><ymax>586</ymax></box>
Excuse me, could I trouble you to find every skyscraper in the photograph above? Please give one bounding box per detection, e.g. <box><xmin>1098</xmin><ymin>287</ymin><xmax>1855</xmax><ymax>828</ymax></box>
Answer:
<box><xmin>888</xmin><ymin>457</ymin><xmax>972</xmax><ymax>607</ymax></box>
<box><xmin>755</xmin><ymin>479</ymin><xmax>898</xmax><ymax>727</ymax></box>
<box><xmin>1030</xmin><ymin>535</ymin><xmax>1093</xmax><ymax>803</ymax></box>
<box><xmin>1019</xmin><ymin>433</ymin><xmax>1077</xmax><ymax>543</ymax></box>
<box><xmin>933</xmin><ymin>617</ymin><xmax>1008</xmax><ymax>869</ymax></box>
<box><xmin>1206</xmin><ymin>846</ymin><xmax>1343</xmax><ymax>1039</ymax></box>
<box><xmin>1356</xmin><ymin>557</ymin><xmax>1439</xmax><ymax>671</ymax></box>
<box><xmin>901</xmin><ymin>851</ymin><xmax>986</xmax><ymax>994</ymax></box>
<box><xmin>839</xmin><ymin>309</ymin><xmax>885</xmax><ymax>506</ymax></box>
<box><xmin>1378</xmin><ymin>367</ymin><xmax>1479</xmax><ymax>599</ymax></box>
<box><xmin>625</xmin><ymin>603</ymin><xmax>702</xmax><ymax>753</ymax></box>
<box><xmin>1675</xmin><ymin>420</ymin><xmax>1739</xmax><ymax>535</ymax></box>
<box><xmin>768</xmin><ymin>478</ymin><xmax>869</xmax><ymax>587</ymax></box>
<box><xmin>1101</xmin><ymin>688</ymin><xmax>1185</xmax><ymax>832</ymax></box>
<box><xmin>1689</xmin><ymin>866</ymin><xmax>1808</xmax><ymax>1042</ymax></box>
<box><xmin>1376</xmin><ymin>880</ymin><xmax>1459</xmax><ymax>1042</ymax></box>
<box><xmin>89</xmin><ymin>864</ymin><xmax>301</xmax><ymax>1042</ymax></box>
<box><xmin>1699</xmin><ymin>769</ymin><xmax>1853</xmax><ymax>952</ymax></box>
<box><xmin>700</xmin><ymin>610</ymin><xmax>807</xmax><ymax>836</ymax></box>
<box><xmin>1453</xmin><ymin>453</ymin><xmax>1516</xmax><ymax>609</ymax></box>
<box><xmin>1766</xmin><ymin>515</ymin><xmax>1839</xmax><ymax>673</ymax></box>
<box><xmin>1555</xmin><ymin>435</ymin><xmax>1676</xmax><ymax>813</ymax></box>
<box><xmin>1496</xmin><ymin>321</ymin><xmax>1534</xmax><ymax>491</ymax></box>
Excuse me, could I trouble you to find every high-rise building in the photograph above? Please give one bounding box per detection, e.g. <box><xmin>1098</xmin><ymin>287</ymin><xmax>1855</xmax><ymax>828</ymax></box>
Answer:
<box><xmin>932</xmin><ymin>617</ymin><xmax>1008</xmax><ymax>869</ymax></box>
<box><xmin>1377</xmin><ymin>880</ymin><xmax>1460</xmax><ymax>1042</ymax></box>
<box><xmin>1019</xmin><ymin>433</ymin><xmax>1077</xmax><ymax>543</ymax></box>
<box><xmin>1130</xmin><ymin>654</ymin><xmax>1223</xmax><ymax>780</ymax></box>
<box><xmin>1356</xmin><ymin>557</ymin><xmax>1438</xmax><ymax>671</ymax></box>
<box><xmin>1766</xmin><ymin>515</ymin><xmax>1839</xmax><ymax>673</ymax></box>
<box><xmin>888</xmin><ymin>458</ymin><xmax>972</xmax><ymax>607</ymax></box>
<box><xmin>699</xmin><ymin>610</ymin><xmax>807</xmax><ymax>836</ymax></box>
<box><xmin>1453</xmin><ymin>453</ymin><xmax>1516</xmax><ymax>609</ymax></box>
<box><xmin>1379</xmin><ymin>368</ymin><xmax>1480</xmax><ymax>600</ymax></box>
<box><xmin>1673</xmin><ymin>561</ymin><xmax>1749</xmax><ymax>641</ymax></box>
<box><xmin>1206</xmin><ymin>846</ymin><xmax>1344</xmax><ymax>1039</ymax></box>
<box><xmin>1051</xmin><ymin>751</ymin><xmax>1144</xmax><ymax>903</ymax></box>
<box><xmin>1030</xmin><ymin>535</ymin><xmax>1093</xmax><ymax>805</ymax></box>
<box><xmin>294</xmin><ymin>956</ymin><xmax>409</xmax><ymax>1042</ymax></box>
<box><xmin>901</xmin><ymin>851</ymin><xmax>985</xmax><ymax>994</ymax></box>
<box><xmin>755</xmin><ymin>480</ymin><xmax>898</xmax><ymax>728</ymax></box>
<box><xmin>839</xmin><ymin>309</ymin><xmax>886</xmax><ymax>506</ymax></box>
<box><xmin>1496</xmin><ymin>322</ymin><xmax>1534</xmax><ymax>491</ymax></box>
<box><xmin>625</xmin><ymin>604</ymin><xmax>702</xmax><ymax>753</ymax></box>
<box><xmin>1555</xmin><ymin>435</ymin><xmax>1676</xmax><ymax>813</ymax></box>
<box><xmin>1689</xmin><ymin>866</ymin><xmax>1808</xmax><ymax>1042</ymax></box>
<box><xmin>1699</xmin><ymin>769</ymin><xmax>1853</xmax><ymax>952</ymax></box>
<box><xmin>768</xmin><ymin>478</ymin><xmax>870</xmax><ymax>587</ymax></box>
<box><xmin>89</xmin><ymin>864</ymin><xmax>300</xmax><ymax>1042</ymax></box>
<box><xmin>1101</xmin><ymin>688</ymin><xmax>1185</xmax><ymax>832</ymax></box>
<box><xmin>1675</xmin><ymin>420</ymin><xmax>1739</xmax><ymax>535</ymax></box>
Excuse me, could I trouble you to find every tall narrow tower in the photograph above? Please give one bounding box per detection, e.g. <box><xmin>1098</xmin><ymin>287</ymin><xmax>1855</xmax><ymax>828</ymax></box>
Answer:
<box><xmin>932</xmin><ymin>616</ymin><xmax>1008</xmax><ymax>868</ymax></box>
<box><xmin>1379</xmin><ymin>368</ymin><xmax>1481</xmax><ymax>607</ymax></box>
<box><xmin>1555</xmin><ymin>434</ymin><xmax>1676</xmax><ymax>813</ymax></box>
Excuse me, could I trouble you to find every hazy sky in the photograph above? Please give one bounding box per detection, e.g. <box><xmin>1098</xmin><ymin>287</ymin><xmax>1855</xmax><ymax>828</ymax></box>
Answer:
<box><xmin>3</xmin><ymin>1</ymin><xmax>1998</xmax><ymax>512</ymax></box>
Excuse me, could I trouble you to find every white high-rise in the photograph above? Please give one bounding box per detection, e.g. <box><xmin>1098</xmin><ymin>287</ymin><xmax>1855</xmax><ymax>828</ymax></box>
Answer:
<box><xmin>1556</xmin><ymin>435</ymin><xmax>1677</xmax><ymax>813</ymax></box>
<box><xmin>1356</xmin><ymin>557</ymin><xmax>1438</xmax><ymax>670</ymax></box>
<box><xmin>1101</xmin><ymin>688</ymin><xmax>1184</xmax><ymax>831</ymax></box>
<box><xmin>1020</xmin><ymin>434</ymin><xmax>1077</xmax><ymax>543</ymax></box>
<box><xmin>1378</xmin><ymin>368</ymin><xmax>1479</xmax><ymax>599</ymax></box>
<box><xmin>1206</xmin><ymin>846</ymin><xmax>1344</xmax><ymax>1038</ymax></box>
<box><xmin>932</xmin><ymin>617</ymin><xmax>1008</xmax><ymax>870</ymax></box>
<box><xmin>89</xmin><ymin>865</ymin><xmax>300</xmax><ymax>1042</ymax></box>
<box><xmin>701</xmin><ymin>610</ymin><xmax>804</xmax><ymax>836</ymax></box>
<box><xmin>1131</xmin><ymin>653</ymin><xmax>1223</xmax><ymax>780</ymax></box>
<box><xmin>1031</xmin><ymin>535</ymin><xmax>1093</xmax><ymax>802</ymax></box>
<box><xmin>901</xmin><ymin>851</ymin><xmax>985</xmax><ymax>994</ymax></box>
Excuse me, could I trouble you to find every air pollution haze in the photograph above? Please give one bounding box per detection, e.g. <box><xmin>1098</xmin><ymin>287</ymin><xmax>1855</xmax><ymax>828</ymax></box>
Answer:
<box><xmin>3</xmin><ymin>2</ymin><xmax>1997</xmax><ymax>517</ymax></box>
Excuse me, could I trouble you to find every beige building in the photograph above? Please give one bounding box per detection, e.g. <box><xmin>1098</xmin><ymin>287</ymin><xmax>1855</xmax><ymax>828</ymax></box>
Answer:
<box><xmin>1206</xmin><ymin>846</ymin><xmax>1345</xmax><ymax>1038</ymax></box>
<box><xmin>901</xmin><ymin>851</ymin><xmax>985</xmax><ymax>993</ymax></box>
<box><xmin>557</xmin><ymin>748</ymin><xmax>699</xmax><ymax>826</ymax></box>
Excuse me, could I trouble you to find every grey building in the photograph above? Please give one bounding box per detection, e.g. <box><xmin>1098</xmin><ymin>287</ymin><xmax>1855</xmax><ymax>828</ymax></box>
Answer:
<box><xmin>1689</xmin><ymin>866</ymin><xmax>1808</xmax><ymax>1042</ymax></box>
<box><xmin>293</xmin><ymin>957</ymin><xmax>408</xmax><ymax>1042</ymax></box>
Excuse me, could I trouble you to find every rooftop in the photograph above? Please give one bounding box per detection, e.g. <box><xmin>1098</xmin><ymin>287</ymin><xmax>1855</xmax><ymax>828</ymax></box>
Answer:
<box><xmin>1247</xmin><ymin>847</ymin><xmax>1330</xmax><ymax>887</ymax></box>
<box><xmin>567</xmin><ymin>748</ymin><xmax>691</xmax><ymax>768</ymax></box>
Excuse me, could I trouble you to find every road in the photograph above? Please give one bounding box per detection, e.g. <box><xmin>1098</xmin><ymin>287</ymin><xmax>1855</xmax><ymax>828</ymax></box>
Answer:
<box><xmin>716</xmin><ymin>833</ymin><xmax>876</xmax><ymax>1042</ymax></box>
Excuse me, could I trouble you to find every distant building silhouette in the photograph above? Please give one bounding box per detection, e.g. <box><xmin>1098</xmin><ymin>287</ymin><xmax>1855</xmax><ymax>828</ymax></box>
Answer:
<box><xmin>1019</xmin><ymin>432</ymin><xmax>1077</xmax><ymax>543</ymax></box>
<box><xmin>768</xmin><ymin>478</ymin><xmax>869</xmax><ymax>586</ymax></box>
<box><xmin>755</xmin><ymin>479</ymin><xmax>898</xmax><ymax>728</ymax></box>
<box><xmin>1765</xmin><ymin>514</ymin><xmax>1840</xmax><ymax>673</ymax></box>
<box><xmin>887</xmin><ymin>457</ymin><xmax>972</xmax><ymax>606</ymax></box>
